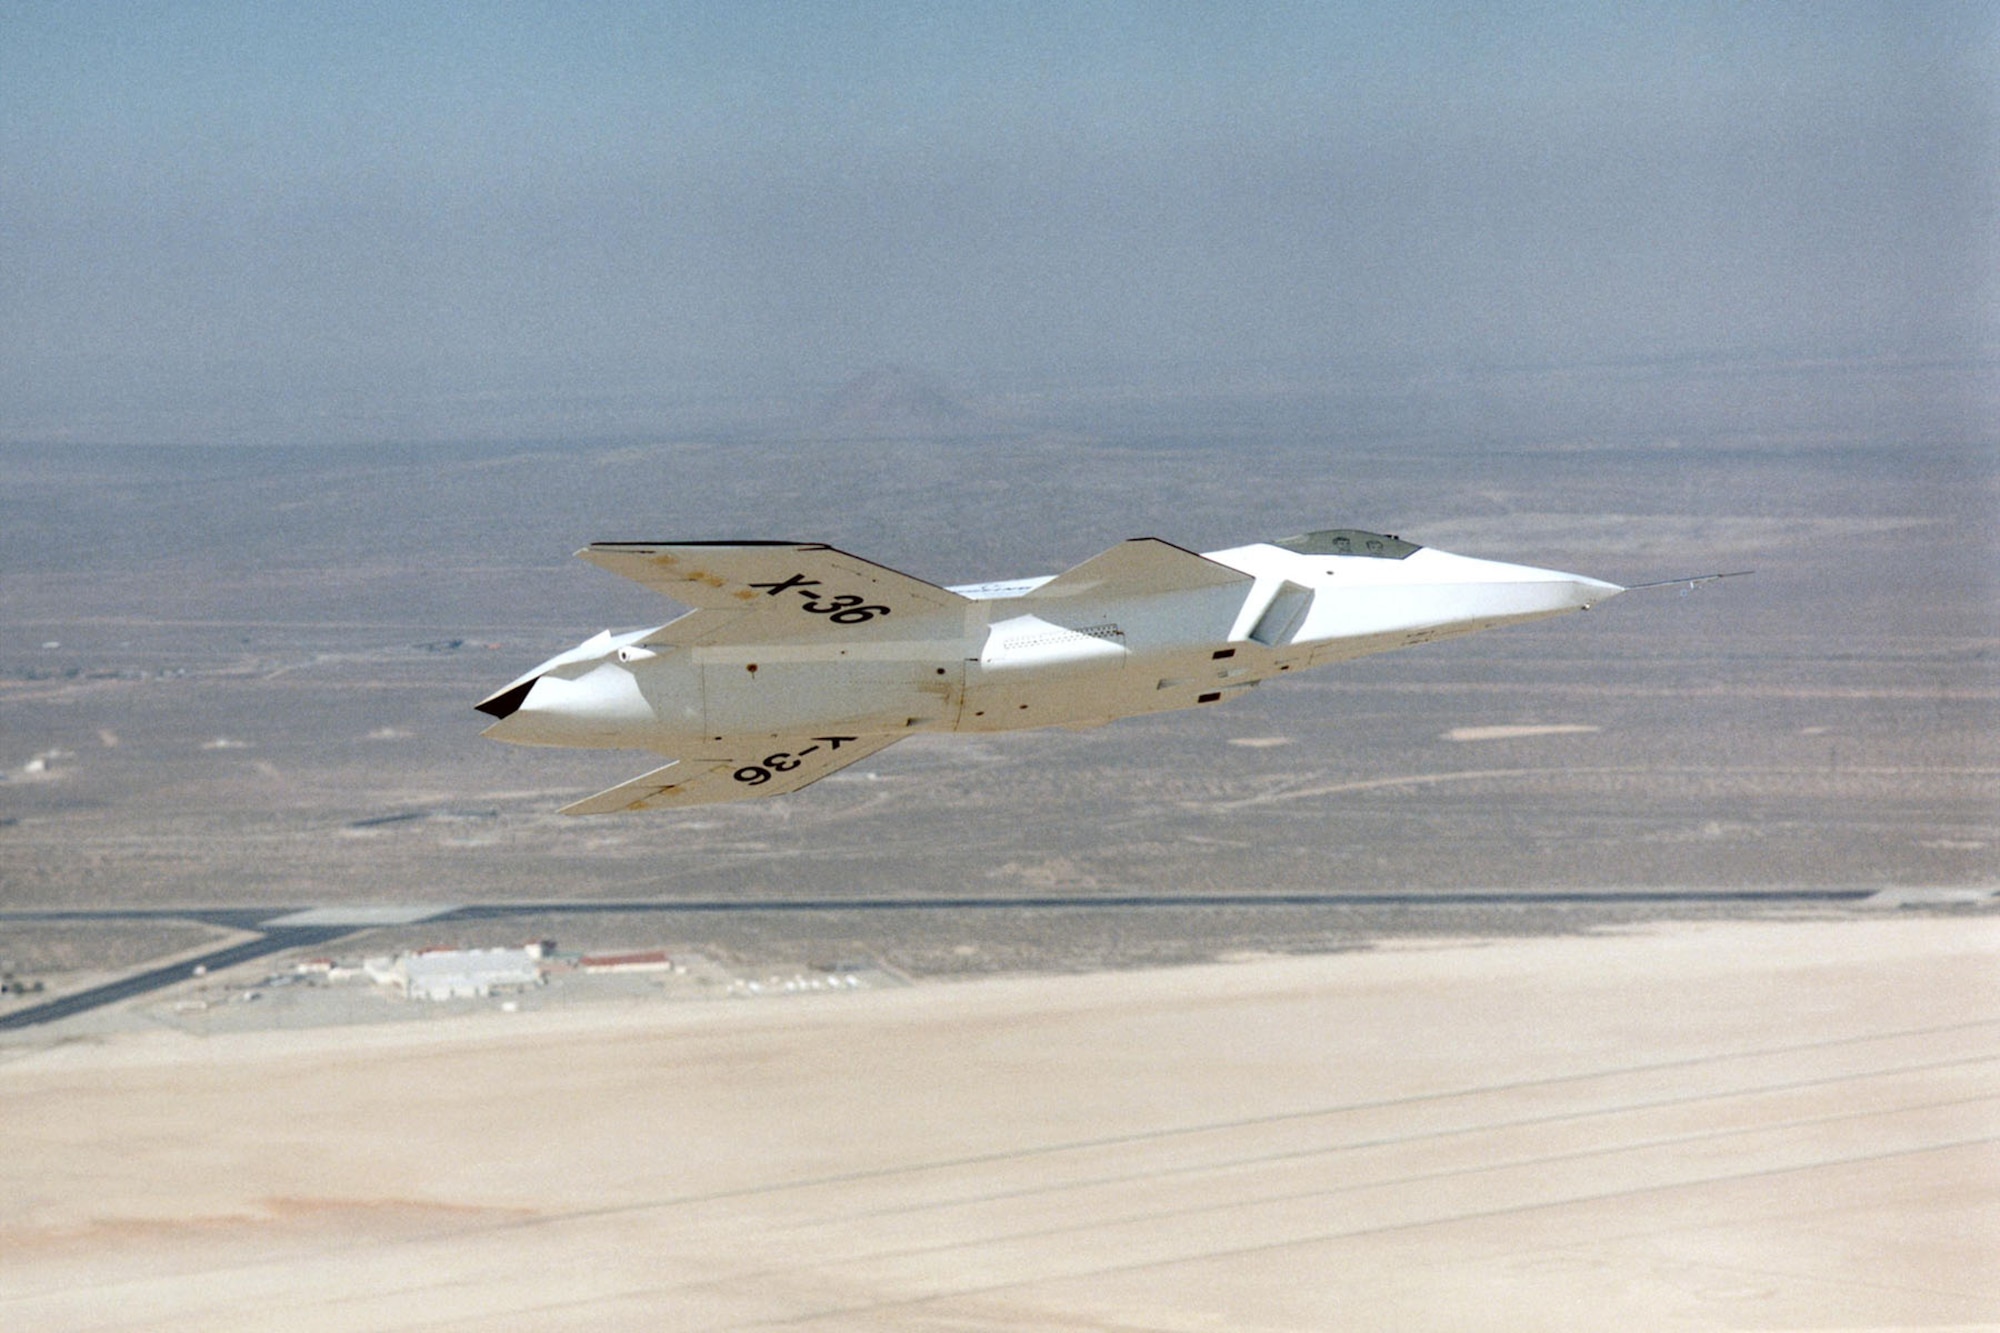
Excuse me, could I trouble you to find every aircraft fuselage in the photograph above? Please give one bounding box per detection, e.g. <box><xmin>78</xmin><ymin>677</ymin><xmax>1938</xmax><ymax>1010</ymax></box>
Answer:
<box><xmin>476</xmin><ymin>530</ymin><xmax>1621</xmax><ymax>812</ymax></box>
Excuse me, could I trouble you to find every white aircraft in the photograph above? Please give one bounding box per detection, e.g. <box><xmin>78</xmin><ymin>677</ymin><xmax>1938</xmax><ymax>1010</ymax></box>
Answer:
<box><xmin>478</xmin><ymin>530</ymin><xmax>1631</xmax><ymax>814</ymax></box>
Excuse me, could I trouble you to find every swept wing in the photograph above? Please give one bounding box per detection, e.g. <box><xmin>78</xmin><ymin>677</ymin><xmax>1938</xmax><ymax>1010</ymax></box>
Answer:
<box><xmin>560</xmin><ymin>733</ymin><xmax>901</xmax><ymax>815</ymax></box>
<box><xmin>579</xmin><ymin>541</ymin><xmax>970</xmax><ymax>647</ymax></box>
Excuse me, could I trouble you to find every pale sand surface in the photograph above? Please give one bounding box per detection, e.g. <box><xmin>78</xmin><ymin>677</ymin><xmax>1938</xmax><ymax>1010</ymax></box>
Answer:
<box><xmin>2</xmin><ymin>917</ymin><xmax>1997</xmax><ymax>1332</ymax></box>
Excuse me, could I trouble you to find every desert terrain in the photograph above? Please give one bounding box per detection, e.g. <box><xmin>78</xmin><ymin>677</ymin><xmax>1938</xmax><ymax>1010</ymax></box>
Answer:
<box><xmin>5</xmin><ymin>363</ymin><xmax>1994</xmax><ymax>929</ymax></box>
<box><xmin>3</xmin><ymin>916</ymin><xmax>1996</xmax><ymax>1331</ymax></box>
<box><xmin>2</xmin><ymin>358</ymin><xmax>1995</xmax><ymax>1327</ymax></box>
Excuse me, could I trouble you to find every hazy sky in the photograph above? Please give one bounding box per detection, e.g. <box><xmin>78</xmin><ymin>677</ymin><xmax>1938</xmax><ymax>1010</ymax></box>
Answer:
<box><xmin>2</xmin><ymin>2</ymin><xmax>1993</xmax><ymax>442</ymax></box>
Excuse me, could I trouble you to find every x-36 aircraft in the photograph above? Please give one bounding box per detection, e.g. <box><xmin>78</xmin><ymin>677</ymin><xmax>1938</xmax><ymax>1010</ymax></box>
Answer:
<box><xmin>477</xmin><ymin>530</ymin><xmax>1703</xmax><ymax>814</ymax></box>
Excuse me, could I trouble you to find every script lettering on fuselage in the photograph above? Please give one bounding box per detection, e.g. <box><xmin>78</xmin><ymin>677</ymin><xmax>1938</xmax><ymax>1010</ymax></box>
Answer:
<box><xmin>747</xmin><ymin>574</ymin><xmax>891</xmax><ymax>625</ymax></box>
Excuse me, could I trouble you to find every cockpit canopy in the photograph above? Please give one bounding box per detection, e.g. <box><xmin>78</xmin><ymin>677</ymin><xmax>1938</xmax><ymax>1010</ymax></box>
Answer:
<box><xmin>1272</xmin><ymin>529</ymin><xmax>1421</xmax><ymax>559</ymax></box>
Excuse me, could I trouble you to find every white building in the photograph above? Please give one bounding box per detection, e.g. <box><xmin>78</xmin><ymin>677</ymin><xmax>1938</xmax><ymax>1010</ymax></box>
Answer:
<box><xmin>368</xmin><ymin>948</ymin><xmax>543</xmax><ymax>1001</ymax></box>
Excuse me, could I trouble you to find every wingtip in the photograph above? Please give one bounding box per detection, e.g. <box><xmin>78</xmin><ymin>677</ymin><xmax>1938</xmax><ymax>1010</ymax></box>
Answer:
<box><xmin>474</xmin><ymin>677</ymin><xmax>538</xmax><ymax>720</ymax></box>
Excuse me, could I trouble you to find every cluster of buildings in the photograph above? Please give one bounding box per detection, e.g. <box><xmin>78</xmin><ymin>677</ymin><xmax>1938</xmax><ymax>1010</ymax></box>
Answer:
<box><xmin>304</xmin><ymin>941</ymin><xmax>682</xmax><ymax>1003</ymax></box>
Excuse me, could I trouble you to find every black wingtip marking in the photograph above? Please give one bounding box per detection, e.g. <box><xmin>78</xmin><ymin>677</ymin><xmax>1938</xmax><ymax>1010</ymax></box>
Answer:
<box><xmin>474</xmin><ymin>677</ymin><xmax>538</xmax><ymax>720</ymax></box>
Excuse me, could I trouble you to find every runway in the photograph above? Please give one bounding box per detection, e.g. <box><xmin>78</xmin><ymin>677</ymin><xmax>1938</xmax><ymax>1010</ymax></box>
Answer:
<box><xmin>1</xmin><ymin>916</ymin><xmax>1994</xmax><ymax>1330</ymax></box>
<box><xmin>0</xmin><ymin>888</ymin><xmax>1878</xmax><ymax>1029</ymax></box>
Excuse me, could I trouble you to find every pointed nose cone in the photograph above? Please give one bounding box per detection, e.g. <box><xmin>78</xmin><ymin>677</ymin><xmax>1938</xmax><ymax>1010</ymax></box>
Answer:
<box><xmin>1497</xmin><ymin>567</ymin><xmax>1623</xmax><ymax>617</ymax></box>
<box><xmin>1384</xmin><ymin>549</ymin><xmax>1623</xmax><ymax>634</ymax></box>
<box><xmin>1566</xmin><ymin>574</ymin><xmax>1625</xmax><ymax>610</ymax></box>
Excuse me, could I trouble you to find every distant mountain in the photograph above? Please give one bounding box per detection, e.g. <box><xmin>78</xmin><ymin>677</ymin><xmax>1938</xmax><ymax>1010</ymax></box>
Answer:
<box><xmin>815</xmin><ymin>366</ymin><xmax>981</xmax><ymax>437</ymax></box>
